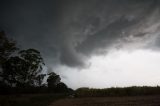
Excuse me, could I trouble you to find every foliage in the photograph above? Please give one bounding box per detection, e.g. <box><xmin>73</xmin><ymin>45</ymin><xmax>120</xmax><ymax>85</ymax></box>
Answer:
<box><xmin>75</xmin><ymin>86</ymin><xmax>160</xmax><ymax>97</ymax></box>
<box><xmin>55</xmin><ymin>82</ymin><xmax>68</xmax><ymax>92</ymax></box>
<box><xmin>35</xmin><ymin>74</ymin><xmax>46</xmax><ymax>86</ymax></box>
<box><xmin>0</xmin><ymin>31</ymin><xmax>17</xmax><ymax>64</ymax></box>
<box><xmin>0</xmin><ymin>31</ymin><xmax>71</xmax><ymax>94</ymax></box>
<box><xmin>47</xmin><ymin>72</ymin><xmax>73</xmax><ymax>93</ymax></box>
<box><xmin>1</xmin><ymin>49</ymin><xmax>45</xmax><ymax>87</ymax></box>
<box><xmin>0</xmin><ymin>31</ymin><xmax>18</xmax><ymax>84</ymax></box>
<box><xmin>47</xmin><ymin>72</ymin><xmax>61</xmax><ymax>89</ymax></box>
<box><xmin>1</xmin><ymin>56</ymin><xmax>26</xmax><ymax>86</ymax></box>
<box><xmin>18</xmin><ymin>49</ymin><xmax>45</xmax><ymax>78</ymax></box>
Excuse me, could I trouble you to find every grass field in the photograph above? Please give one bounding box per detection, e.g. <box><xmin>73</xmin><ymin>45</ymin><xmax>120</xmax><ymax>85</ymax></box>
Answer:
<box><xmin>0</xmin><ymin>93</ymin><xmax>67</xmax><ymax>106</ymax></box>
<box><xmin>50</xmin><ymin>95</ymin><xmax>160</xmax><ymax>106</ymax></box>
<box><xmin>1</xmin><ymin>94</ymin><xmax>160</xmax><ymax>106</ymax></box>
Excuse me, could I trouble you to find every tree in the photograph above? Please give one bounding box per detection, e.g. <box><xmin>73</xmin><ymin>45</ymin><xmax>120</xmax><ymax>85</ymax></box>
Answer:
<box><xmin>0</xmin><ymin>31</ymin><xmax>17</xmax><ymax>65</ymax></box>
<box><xmin>35</xmin><ymin>74</ymin><xmax>46</xmax><ymax>87</ymax></box>
<box><xmin>0</xmin><ymin>31</ymin><xmax>18</xmax><ymax>89</ymax></box>
<box><xmin>18</xmin><ymin>49</ymin><xmax>45</xmax><ymax>86</ymax></box>
<box><xmin>2</xmin><ymin>56</ymin><xmax>26</xmax><ymax>87</ymax></box>
<box><xmin>47</xmin><ymin>72</ymin><xmax>71</xmax><ymax>93</ymax></box>
<box><xmin>47</xmin><ymin>72</ymin><xmax>61</xmax><ymax>89</ymax></box>
<box><xmin>1</xmin><ymin>49</ymin><xmax>45</xmax><ymax>87</ymax></box>
<box><xmin>55</xmin><ymin>82</ymin><xmax>68</xmax><ymax>92</ymax></box>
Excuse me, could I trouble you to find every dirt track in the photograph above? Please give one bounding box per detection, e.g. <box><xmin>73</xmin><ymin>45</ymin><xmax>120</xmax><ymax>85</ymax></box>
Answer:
<box><xmin>50</xmin><ymin>95</ymin><xmax>160</xmax><ymax>106</ymax></box>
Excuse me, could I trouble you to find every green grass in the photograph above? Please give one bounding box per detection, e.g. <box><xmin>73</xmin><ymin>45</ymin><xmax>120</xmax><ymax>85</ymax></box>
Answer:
<box><xmin>0</xmin><ymin>93</ymin><xmax>67</xmax><ymax>106</ymax></box>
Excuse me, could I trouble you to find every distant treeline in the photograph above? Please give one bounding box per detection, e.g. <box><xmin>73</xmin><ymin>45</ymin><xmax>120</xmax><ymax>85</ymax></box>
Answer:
<box><xmin>75</xmin><ymin>86</ymin><xmax>160</xmax><ymax>97</ymax></box>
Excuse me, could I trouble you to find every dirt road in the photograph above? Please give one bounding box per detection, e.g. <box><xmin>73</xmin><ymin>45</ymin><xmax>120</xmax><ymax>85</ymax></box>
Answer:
<box><xmin>49</xmin><ymin>95</ymin><xmax>160</xmax><ymax>106</ymax></box>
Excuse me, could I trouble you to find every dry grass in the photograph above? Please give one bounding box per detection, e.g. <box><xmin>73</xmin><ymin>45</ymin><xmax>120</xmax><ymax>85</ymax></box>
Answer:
<box><xmin>50</xmin><ymin>95</ymin><xmax>160</xmax><ymax>106</ymax></box>
<box><xmin>0</xmin><ymin>93</ymin><xmax>66</xmax><ymax>106</ymax></box>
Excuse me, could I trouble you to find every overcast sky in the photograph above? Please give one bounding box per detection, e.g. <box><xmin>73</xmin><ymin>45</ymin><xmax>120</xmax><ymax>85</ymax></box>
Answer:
<box><xmin>1</xmin><ymin>0</ymin><xmax>160</xmax><ymax>89</ymax></box>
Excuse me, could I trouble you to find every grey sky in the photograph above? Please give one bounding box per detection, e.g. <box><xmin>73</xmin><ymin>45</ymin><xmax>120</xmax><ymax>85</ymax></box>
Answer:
<box><xmin>1</xmin><ymin>0</ymin><xmax>160</xmax><ymax>89</ymax></box>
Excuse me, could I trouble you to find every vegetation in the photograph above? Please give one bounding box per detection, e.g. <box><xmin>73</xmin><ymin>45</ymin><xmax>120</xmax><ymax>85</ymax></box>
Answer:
<box><xmin>1</xmin><ymin>49</ymin><xmax>45</xmax><ymax>87</ymax></box>
<box><xmin>75</xmin><ymin>86</ymin><xmax>160</xmax><ymax>97</ymax></box>
<box><xmin>47</xmin><ymin>72</ymin><xmax>61</xmax><ymax>89</ymax></box>
<box><xmin>51</xmin><ymin>95</ymin><xmax>160</xmax><ymax>106</ymax></box>
<box><xmin>0</xmin><ymin>31</ymin><xmax>73</xmax><ymax>95</ymax></box>
<box><xmin>0</xmin><ymin>31</ymin><xmax>17</xmax><ymax>64</ymax></box>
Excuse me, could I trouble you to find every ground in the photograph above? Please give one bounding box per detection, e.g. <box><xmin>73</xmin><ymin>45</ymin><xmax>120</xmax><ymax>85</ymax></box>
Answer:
<box><xmin>0</xmin><ymin>93</ymin><xmax>66</xmax><ymax>106</ymax></box>
<box><xmin>50</xmin><ymin>95</ymin><xmax>160</xmax><ymax>106</ymax></box>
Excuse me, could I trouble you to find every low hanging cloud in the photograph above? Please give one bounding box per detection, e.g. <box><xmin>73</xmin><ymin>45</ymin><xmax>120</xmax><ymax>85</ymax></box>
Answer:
<box><xmin>1</xmin><ymin>0</ymin><xmax>160</xmax><ymax>68</ymax></box>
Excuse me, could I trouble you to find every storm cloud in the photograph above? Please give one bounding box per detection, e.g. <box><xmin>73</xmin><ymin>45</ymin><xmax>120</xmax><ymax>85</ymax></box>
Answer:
<box><xmin>1</xmin><ymin>0</ymin><xmax>160</xmax><ymax>68</ymax></box>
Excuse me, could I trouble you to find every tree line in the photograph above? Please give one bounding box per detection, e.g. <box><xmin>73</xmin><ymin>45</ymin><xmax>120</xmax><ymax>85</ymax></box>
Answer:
<box><xmin>0</xmin><ymin>31</ymin><xmax>73</xmax><ymax>94</ymax></box>
<box><xmin>75</xmin><ymin>86</ymin><xmax>160</xmax><ymax>97</ymax></box>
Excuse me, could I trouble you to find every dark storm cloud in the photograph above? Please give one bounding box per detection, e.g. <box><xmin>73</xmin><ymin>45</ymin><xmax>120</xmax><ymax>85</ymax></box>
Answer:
<box><xmin>0</xmin><ymin>0</ymin><xmax>160</xmax><ymax>68</ymax></box>
<box><xmin>0</xmin><ymin>0</ymin><xmax>64</xmax><ymax>66</ymax></box>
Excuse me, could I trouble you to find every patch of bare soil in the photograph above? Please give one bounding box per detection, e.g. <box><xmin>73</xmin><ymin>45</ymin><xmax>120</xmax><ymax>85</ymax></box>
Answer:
<box><xmin>49</xmin><ymin>95</ymin><xmax>160</xmax><ymax>106</ymax></box>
